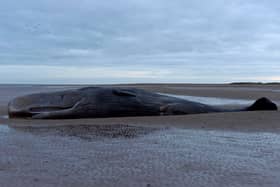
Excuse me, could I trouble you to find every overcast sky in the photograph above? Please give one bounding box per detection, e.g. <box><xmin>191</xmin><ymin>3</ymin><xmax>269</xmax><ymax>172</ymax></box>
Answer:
<box><xmin>1</xmin><ymin>0</ymin><xmax>280</xmax><ymax>84</ymax></box>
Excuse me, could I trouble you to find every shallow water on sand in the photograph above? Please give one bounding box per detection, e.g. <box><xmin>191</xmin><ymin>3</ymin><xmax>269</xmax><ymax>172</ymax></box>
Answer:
<box><xmin>162</xmin><ymin>93</ymin><xmax>280</xmax><ymax>106</ymax></box>
<box><xmin>163</xmin><ymin>93</ymin><xmax>253</xmax><ymax>106</ymax></box>
<box><xmin>0</xmin><ymin>126</ymin><xmax>279</xmax><ymax>187</ymax></box>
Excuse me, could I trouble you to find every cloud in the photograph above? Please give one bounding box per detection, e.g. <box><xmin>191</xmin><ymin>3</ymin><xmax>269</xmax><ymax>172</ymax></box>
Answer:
<box><xmin>0</xmin><ymin>0</ymin><xmax>279</xmax><ymax>83</ymax></box>
<box><xmin>0</xmin><ymin>65</ymin><xmax>172</xmax><ymax>84</ymax></box>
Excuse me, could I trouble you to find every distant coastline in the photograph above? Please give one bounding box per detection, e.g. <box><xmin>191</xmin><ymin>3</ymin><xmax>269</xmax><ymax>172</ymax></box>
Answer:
<box><xmin>0</xmin><ymin>82</ymin><xmax>279</xmax><ymax>87</ymax></box>
<box><xmin>230</xmin><ymin>82</ymin><xmax>280</xmax><ymax>85</ymax></box>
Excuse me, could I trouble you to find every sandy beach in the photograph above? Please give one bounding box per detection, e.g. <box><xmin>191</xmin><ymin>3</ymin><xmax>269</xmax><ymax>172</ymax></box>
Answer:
<box><xmin>0</xmin><ymin>84</ymin><xmax>280</xmax><ymax>187</ymax></box>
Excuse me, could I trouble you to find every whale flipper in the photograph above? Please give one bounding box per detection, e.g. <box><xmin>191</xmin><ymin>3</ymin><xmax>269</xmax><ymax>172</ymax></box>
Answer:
<box><xmin>32</xmin><ymin>109</ymin><xmax>74</xmax><ymax>119</ymax></box>
<box><xmin>32</xmin><ymin>99</ymin><xmax>85</xmax><ymax>119</ymax></box>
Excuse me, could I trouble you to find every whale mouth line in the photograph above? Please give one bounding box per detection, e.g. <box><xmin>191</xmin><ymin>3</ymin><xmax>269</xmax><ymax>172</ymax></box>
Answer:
<box><xmin>30</xmin><ymin>106</ymin><xmax>73</xmax><ymax>113</ymax></box>
<box><xmin>8</xmin><ymin>105</ymin><xmax>75</xmax><ymax>119</ymax></box>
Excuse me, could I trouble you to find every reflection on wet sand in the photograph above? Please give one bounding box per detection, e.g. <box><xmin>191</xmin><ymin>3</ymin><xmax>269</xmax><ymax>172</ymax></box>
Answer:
<box><xmin>0</xmin><ymin>126</ymin><xmax>280</xmax><ymax>186</ymax></box>
<box><xmin>17</xmin><ymin>124</ymin><xmax>162</xmax><ymax>140</ymax></box>
<box><xmin>161</xmin><ymin>93</ymin><xmax>253</xmax><ymax>106</ymax></box>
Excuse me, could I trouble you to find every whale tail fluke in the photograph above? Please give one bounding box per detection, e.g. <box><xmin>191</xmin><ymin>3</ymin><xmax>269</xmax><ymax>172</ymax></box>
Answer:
<box><xmin>247</xmin><ymin>97</ymin><xmax>278</xmax><ymax>111</ymax></box>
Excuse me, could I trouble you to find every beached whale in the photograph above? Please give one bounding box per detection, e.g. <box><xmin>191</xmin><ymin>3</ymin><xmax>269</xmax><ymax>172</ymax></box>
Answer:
<box><xmin>8</xmin><ymin>87</ymin><xmax>278</xmax><ymax>119</ymax></box>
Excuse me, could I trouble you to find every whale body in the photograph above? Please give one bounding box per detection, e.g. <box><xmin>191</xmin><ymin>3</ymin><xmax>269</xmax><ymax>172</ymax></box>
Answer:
<box><xmin>8</xmin><ymin>87</ymin><xmax>278</xmax><ymax>119</ymax></box>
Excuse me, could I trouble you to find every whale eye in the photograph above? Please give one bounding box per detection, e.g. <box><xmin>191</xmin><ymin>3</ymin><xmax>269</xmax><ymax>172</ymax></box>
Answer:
<box><xmin>112</xmin><ymin>89</ymin><xmax>137</xmax><ymax>97</ymax></box>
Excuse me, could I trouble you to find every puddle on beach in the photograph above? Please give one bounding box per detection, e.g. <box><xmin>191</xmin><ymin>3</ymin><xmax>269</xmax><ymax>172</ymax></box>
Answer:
<box><xmin>161</xmin><ymin>93</ymin><xmax>253</xmax><ymax>106</ymax></box>
<box><xmin>170</xmin><ymin>86</ymin><xmax>280</xmax><ymax>93</ymax></box>
<box><xmin>162</xmin><ymin>93</ymin><xmax>280</xmax><ymax>106</ymax></box>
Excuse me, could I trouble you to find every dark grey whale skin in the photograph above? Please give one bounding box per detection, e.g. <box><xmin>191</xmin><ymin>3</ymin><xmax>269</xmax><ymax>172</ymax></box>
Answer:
<box><xmin>8</xmin><ymin>87</ymin><xmax>278</xmax><ymax>119</ymax></box>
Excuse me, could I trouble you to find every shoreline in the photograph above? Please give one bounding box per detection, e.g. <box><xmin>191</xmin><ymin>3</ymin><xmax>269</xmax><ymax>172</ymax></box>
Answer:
<box><xmin>1</xmin><ymin>83</ymin><xmax>280</xmax><ymax>132</ymax></box>
<box><xmin>0</xmin><ymin>84</ymin><xmax>280</xmax><ymax>187</ymax></box>
<box><xmin>1</xmin><ymin>110</ymin><xmax>279</xmax><ymax>133</ymax></box>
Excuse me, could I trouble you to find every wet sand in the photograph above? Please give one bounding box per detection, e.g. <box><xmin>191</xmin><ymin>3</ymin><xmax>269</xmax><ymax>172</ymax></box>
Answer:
<box><xmin>0</xmin><ymin>84</ymin><xmax>280</xmax><ymax>187</ymax></box>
